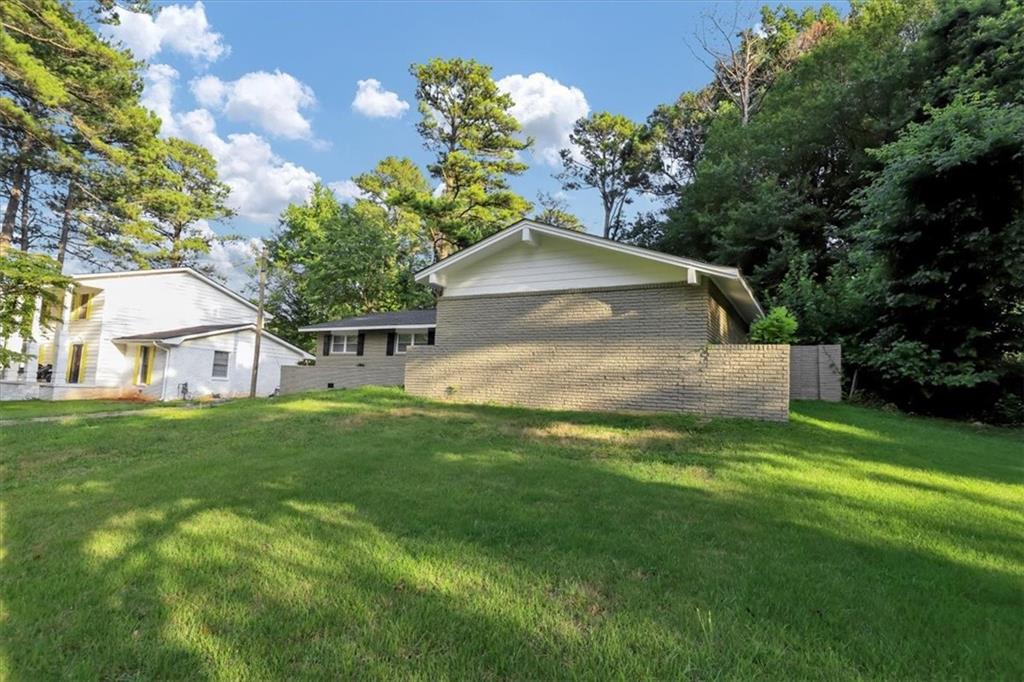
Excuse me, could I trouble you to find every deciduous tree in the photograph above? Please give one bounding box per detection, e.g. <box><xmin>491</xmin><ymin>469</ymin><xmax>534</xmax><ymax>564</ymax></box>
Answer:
<box><xmin>557</xmin><ymin>112</ymin><xmax>655</xmax><ymax>240</ymax></box>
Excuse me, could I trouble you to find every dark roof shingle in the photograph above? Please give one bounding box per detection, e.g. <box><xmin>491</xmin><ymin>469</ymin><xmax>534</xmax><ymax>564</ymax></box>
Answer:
<box><xmin>114</xmin><ymin>323</ymin><xmax>252</xmax><ymax>341</ymax></box>
<box><xmin>301</xmin><ymin>309</ymin><xmax>436</xmax><ymax>331</ymax></box>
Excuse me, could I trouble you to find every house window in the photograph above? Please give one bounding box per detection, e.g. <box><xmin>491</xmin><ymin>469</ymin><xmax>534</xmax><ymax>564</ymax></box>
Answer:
<box><xmin>66</xmin><ymin>344</ymin><xmax>85</xmax><ymax>384</ymax></box>
<box><xmin>331</xmin><ymin>333</ymin><xmax>358</xmax><ymax>354</ymax></box>
<box><xmin>395</xmin><ymin>331</ymin><xmax>430</xmax><ymax>354</ymax></box>
<box><xmin>72</xmin><ymin>293</ymin><xmax>93</xmax><ymax>320</ymax></box>
<box><xmin>136</xmin><ymin>346</ymin><xmax>154</xmax><ymax>385</ymax></box>
<box><xmin>212</xmin><ymin>350</ymin><xmax>230</xmax><ymax>379</ymax></box>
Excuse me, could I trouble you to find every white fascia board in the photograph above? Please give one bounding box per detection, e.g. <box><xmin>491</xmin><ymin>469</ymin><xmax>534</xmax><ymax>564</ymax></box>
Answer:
<box><xmin>297</xmin><ymin>323</ymin><xmax>437</xmax><ymax>333</ymax></box>
<box><xmin>116</xmin><ymin>325</ymin><xmax>313</xmax><ymax>359</ymax></box>
<box><xmin>175</xmin><ymin>325</ymin><xmax>313</xmax><ymax>359</ymax></box>
<box><xmin>73</xmin><ymin>267</ymin><xmax>272</xmax><ymax>319</ymax></box>
<box><xmin>414</xmin><ymin>219</ymin><xmax>741</xmax><ymax>283</ymax></box>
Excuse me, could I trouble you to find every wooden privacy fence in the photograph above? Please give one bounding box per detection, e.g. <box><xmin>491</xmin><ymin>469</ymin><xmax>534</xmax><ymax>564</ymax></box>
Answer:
<box><xmin>789</xmin><ymin>345</ymin><xmax>842</xmax><ymax>401</ymax></box>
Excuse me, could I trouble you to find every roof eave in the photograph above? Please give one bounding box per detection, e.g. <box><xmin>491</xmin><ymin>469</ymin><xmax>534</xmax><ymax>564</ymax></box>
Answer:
<box><xmin>298</xmin><ymin>323</ymin><xmax>438</xmax><ymax>333</ymax></box>
<box><xmin>115</xmin><ymin>326</ymin><xmax>313</xmax><ymax>359</ymax></box>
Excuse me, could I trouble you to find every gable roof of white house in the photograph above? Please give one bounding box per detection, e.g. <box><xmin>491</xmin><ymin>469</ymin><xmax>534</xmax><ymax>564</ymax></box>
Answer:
<box><xmin>113</xmin><ymin>323</ymin><xmax>312</xmax><ymax>358</ymax></box>
<box><xmin>72</xmin><ymin>267</ymin><xmax>271</xmax><ymax>318</ymax></box>
<box><xmin>299</xmin><ymin>309</ymin><xmax>437</xmax><ymax>333</ymax></box>
<box><xmin>415</xmin><ymin>219</ymin><xmax>764</xmax><ymax>323</ymax></box>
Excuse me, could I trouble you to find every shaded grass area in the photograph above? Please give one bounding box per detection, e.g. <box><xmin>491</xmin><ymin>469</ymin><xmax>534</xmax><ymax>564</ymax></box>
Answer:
<box><xmin>1</xmin><ymin>387</ymin><xmax>1021</xmax><ymax>679</ymax></box>
<box><xmin>0</xmin><ymin>398</ymin><xmax>158</xmax><ymax>420</ymax></box>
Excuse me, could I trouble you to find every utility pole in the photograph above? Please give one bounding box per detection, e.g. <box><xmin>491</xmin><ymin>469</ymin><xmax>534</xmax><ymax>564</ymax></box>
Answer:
<box><xmin>249</xmin><ymin>247</ymin><xmax>267</xmax><ymax>398</ymax></box>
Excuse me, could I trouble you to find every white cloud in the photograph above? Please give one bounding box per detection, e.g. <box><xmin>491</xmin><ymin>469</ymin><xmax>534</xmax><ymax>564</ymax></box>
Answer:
<box><xmin>191</xmin><ymin>71</ymin><xmax>316</xmax><ymax>140</ymax></box>
<box><xmin>177</xmin><ymin>111</ymin><xmax>318</xmax><ymax>224</ymax></box>
<box><xmin>496</xmin><ymin>72</ymin><xmax>589</xmax><ymax>166</ymax></box>
<box><xmin>191</xmin><ymin>74</ymin><xmax>226</xmax><ymax>108</ymax></box>
<box><xmin>141</xmin><ymin>64</ymin><xmax>181</xmax><ymax>135</ymax></box>
<box><xmin>137</xmin><ymin>69</ymin><xmax>317</xmax><ymax>225</ymax></box>
<box><xmin>107</xmin><ymin>2</ymin><xmax>227</xmax><ymax>63</ymax></box>
<box><xmin>193</xmin><ymin>220</ymin><xmax>263</xmax><ymax>290</ymax></box>
<box><xmin>351</xmin><ymin>79</ymin><xmax>410</xmax><ymax>119</ymax></box>
<box><xmin>328</xmin><ymin>180</ymin><xmax>366</xmax><ymax>204</ymax></box>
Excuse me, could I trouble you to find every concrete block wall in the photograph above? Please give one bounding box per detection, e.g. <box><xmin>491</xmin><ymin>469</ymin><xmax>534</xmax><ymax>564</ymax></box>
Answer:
<box><xmin>790</xmin><ymin>345</ymin><xmax>842</xmax><ymax>401</ymax></box>
<box><xmin>406</xmin><ymin>283</ymin><xmax>791</xmax><ymax>421</ymax></box>
<box><xmin>280</xmin><ymin>331</ymin><xmax>405</xmax><ymax>394</ymax></box>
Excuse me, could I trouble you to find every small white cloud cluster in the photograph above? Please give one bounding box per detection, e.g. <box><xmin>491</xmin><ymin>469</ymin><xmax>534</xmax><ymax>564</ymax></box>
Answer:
<box><xmin>497</xmin><ymin>72</ymin><xmax>589</xmax><ymax>166</ymax></box>
<box><xmin>107</xmin><ymin>1</ymin><xmax>227</xmax><ymax>62</ymax></box>
<box><xmin>192</xmin><ymin>220</ymin><xmax>264</xmax><ymax>290</ymax></box>
<box><xmin>191</xmin><ymin>71</ymin><xmax>317</xmax><ymax>140</ymax></box>
<box><xmin>351</xmin><ymin>79</ymin><xmax>410</xmax><ymax>119</ymax></box>
<box><xmin>328</xmin><ymin>180</ymin><xmax>367</xmax><ymax>204</ymax></box>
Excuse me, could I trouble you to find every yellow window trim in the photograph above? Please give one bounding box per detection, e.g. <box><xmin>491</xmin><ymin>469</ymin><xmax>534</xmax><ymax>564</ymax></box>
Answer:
<box><xmin>65</xmin><ymin>343</ymin><xmax>87</xmax><ymax>383</ymax></box>
<box><xmin>134</xmin><ymin>345</ymin><xmax>155</xmax><ymax>385</ymax></box>
<box><xmin>72</xmin><ymin>293</ymin><xmax>94</xmax><ymax>320</ymax></box>
<box><xmin>133</xmin><ymin>346</ymin><xmax>142</xmax><ymax>384</ymax></box>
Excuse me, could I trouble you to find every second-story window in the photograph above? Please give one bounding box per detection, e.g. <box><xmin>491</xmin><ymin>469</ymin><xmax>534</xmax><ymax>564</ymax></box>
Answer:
<box><xmin>72</xmin><ymin>293</ymin><xmax>93</xmax><ymax>320</ymax></box>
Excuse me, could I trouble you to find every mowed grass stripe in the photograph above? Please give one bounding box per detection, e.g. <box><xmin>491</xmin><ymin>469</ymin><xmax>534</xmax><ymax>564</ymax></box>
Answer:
<box><xmin>1</xmin><ymin>387</ymin><xmax>1021</xmax><ymax>679</ymax></box>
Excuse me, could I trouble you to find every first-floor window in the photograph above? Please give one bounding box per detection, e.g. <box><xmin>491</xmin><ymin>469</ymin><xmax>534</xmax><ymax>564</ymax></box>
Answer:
<box><xmin>67</xmin><ymin>344</ymin><xmax>85</xmax><ymax>384</ymax></box>
<box><xmin>212</xmin><ymin>350</ymin><xmax>230</xmax><ymax>379</ymax></box>
<box><xmin>136</xmin><ymin>346</ymin><xmax>154</xmax><ymax>385</ymax></box>
<box><xmin>396</xmin><ymin>331</ymin><xmax>429</xmax><ymax>354</ymax></box>
<box><xmin>332</xmin><ymin>333</ymin><xmax>358</xmax><ymax>354</ymax></box>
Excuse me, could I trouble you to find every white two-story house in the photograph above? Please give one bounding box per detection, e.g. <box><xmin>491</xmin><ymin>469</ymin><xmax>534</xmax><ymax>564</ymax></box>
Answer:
<box><xmin>0</xmin><ymin>268</ymin><xmax>311</xmax><ymax>402</ymax></box>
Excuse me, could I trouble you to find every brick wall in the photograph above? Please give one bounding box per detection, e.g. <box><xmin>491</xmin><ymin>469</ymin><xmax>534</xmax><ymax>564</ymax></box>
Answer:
<box><xmin>790</xmin><ymin>345</ymin><xmax>842</xmax><ymax>401</ymax></box>
<box><xmin>707</xmin><ymin>281</ymin><xmax>749</xmax><ymax>344</ymax></box>
<box><xmin>280</xmin><ymin>331</ymin><xmax>406</xmax><ymax>394</ymax></box>
<box><xmin>406</xmin><ymin>283</ymin><xmax>791</xmax><ymax>421</ymax></box>
<box><xmin>696</xmin><ymin>345</ymin><xmax>790</xmax><ymax>420</ymax></box>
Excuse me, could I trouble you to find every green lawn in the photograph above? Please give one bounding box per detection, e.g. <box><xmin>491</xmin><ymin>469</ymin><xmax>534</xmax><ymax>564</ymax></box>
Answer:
<box><xmin>0</xmin><ymin>397</ymin><xmax>159</xmax><ymax>420</ymax></box>
<box><xmin>1</xmin><ymin>387</ymin><xmax>1021</xmax><ymax>679</ymax></box>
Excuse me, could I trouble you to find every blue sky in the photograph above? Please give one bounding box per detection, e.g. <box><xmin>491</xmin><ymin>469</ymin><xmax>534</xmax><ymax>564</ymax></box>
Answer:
<box><xmin>104</xmin><ymin>0</ymin><xmax>830</xmax><ymax>257</ymax></box>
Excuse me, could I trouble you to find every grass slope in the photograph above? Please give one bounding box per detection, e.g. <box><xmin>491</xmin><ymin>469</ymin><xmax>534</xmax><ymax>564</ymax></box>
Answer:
<box><xmin>1</xmin><ymin>387</ymin><xmax>1021</xmax><ymax>680</ymax></box>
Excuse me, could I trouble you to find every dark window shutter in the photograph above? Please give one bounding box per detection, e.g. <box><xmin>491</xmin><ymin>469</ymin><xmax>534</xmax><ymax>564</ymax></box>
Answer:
<box><xmin>386</xmin><ymin>331</ymin><xmax>396</xmax><ymax>356</ymax></box>
<box><xmin>322</xmin><ymin>334</ymin><xmax>331</xmax><ymax>356</ymax></box>
<box><xmin>356</xmin><ymin>333</ymin><xmax>365</xmax><ymax>356</ymax></box>
<box><xmin>427</xmin><ymin>328</ymin><xmax>436</xmax><ymax>345</ymax></box>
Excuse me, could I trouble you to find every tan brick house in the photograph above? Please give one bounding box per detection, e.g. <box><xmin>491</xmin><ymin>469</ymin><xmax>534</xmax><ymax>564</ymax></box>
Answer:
<box><xmin>281</xmin><ymin>220</ymin><xmax>822</xmax><ymax>421</ymax></box>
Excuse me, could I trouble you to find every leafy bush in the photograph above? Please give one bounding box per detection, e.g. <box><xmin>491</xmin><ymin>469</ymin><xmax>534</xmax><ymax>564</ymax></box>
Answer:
<box><xmin>749</xmin><ymin>306</ymin><xmax>799</xmax><ymax>344</ymax></box>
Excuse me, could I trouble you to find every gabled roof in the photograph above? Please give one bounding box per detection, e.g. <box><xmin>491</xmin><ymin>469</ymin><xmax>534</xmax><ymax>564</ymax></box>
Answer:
<box><xmin>113</xmin><ymin>323</ymin><xmax>312</xmax><ymax>359</ymax></box>
<box><xmin>113</xmin><ymin>323</ymin><xmax>249</xmax><ymax>341</ymax></box>
<box><xmin>299</xmin><ymin>309</ymin><xmax>436</xmax><ymax>333</ymax></box>
<box><xmin>414</xmin><ymin>219</ymin><xmax>764</xmax><ymax>323</ymax></box>
<box><xmin>72</xmin><ymin>267</ymin><xmax>271</xmax><ymax>319</ymax></box>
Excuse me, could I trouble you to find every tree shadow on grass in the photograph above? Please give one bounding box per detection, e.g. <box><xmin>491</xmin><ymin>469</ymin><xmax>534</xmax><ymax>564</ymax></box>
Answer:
<box><xmin>2</xmin><ymin>388</ymin><xmax>1022</xmax><ymax>679</ymax></box>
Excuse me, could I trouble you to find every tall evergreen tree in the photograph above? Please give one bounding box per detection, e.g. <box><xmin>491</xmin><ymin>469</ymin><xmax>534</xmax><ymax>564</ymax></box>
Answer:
<box><xmin>410</xmin><ymin>58</ymin><xmax>532</xmax><ymax>260</ymax></box>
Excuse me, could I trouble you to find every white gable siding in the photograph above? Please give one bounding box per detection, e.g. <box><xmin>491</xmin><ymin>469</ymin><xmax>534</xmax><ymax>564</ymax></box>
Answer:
<box><xmin>168</xmin><ymin>330</ymin><xmax>298</xmax><ymax>398</ymax></box>
<box><xmin>88</xmin><ymin>272</ymin><xmax>257</xmax><ymax>386</ymax></box>
<box><xmin>441</xmin><ymin>237</ymin><xmax>687</xmax><ymax>297</ymax></box>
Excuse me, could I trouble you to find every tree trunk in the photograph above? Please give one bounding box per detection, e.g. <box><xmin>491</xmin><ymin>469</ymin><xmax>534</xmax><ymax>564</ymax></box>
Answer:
<box><xmin>602</xmin><ymin>203</ymin><xmax>613</xmax><ymax>239</ymax></box>
<box><xmin>56</xmin><ymin>184</ymin><xmax>77</xmax><ymax>266</ymax></box>
<box><xmin>19</xmin><ymin>172</ymin><xmax>32</xmax><ymax>251</ymax></box>
<box><xmin>170</xmin><ymin>223</ymin><xmax>183</xmax><ymax>266</ymax></box>
<box><xmin>1</xmin><ymin>163</ymin><xmax>26</xmax><ymax>254</ymax></box>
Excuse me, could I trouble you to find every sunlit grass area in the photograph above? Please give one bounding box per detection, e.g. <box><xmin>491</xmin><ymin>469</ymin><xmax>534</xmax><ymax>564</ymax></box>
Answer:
<box><xmin>1</xmin><ymin>387</ymin><xmax>1021</xmax><ymax>679</ymax></box>
<box><xmin>0</xmin><ymin>397</ymin><xmax>161</xmax><ymax>420</ymax></box>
